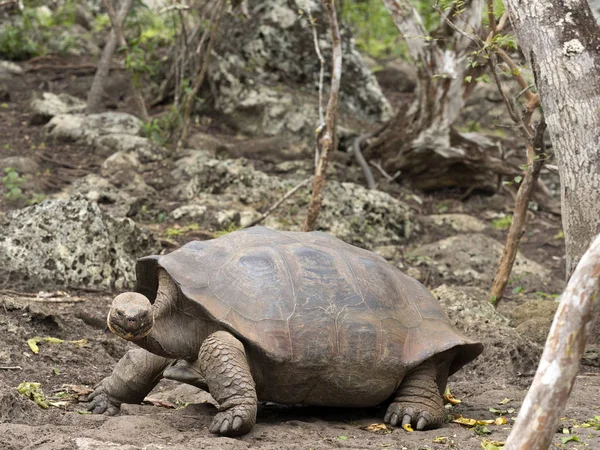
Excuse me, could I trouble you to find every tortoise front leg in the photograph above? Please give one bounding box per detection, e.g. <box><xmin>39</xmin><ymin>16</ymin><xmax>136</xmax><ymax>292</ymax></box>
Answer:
<box><xmin>87</xmin><ymin>348</ymin><xmax>173</xmax><ymax>415</ymax></box>
<box><xmin>384</xmin><ymin>358</ymin><xmax>446</xmax><ymax>430</ymax></box>
<box><xmin>199</xmin><ymin>331</ymin><xmax>257</xmax><ymax>436</ymax></box>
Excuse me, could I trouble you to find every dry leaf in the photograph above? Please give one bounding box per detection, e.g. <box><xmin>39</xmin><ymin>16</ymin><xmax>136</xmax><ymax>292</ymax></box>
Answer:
<box><xmin>444</xmin><ymin>386</ymin><xmax>462</xmax><ymax>405</ymax></box>
<box><xmin>363</xmin><ymin>423</ymin><xmax>389</xmax><ymax>433</ymax></box>
<box><xmin>402</xmin><ymin>423</ymin><xmax>414</xmax><ymax>432</ymax></box>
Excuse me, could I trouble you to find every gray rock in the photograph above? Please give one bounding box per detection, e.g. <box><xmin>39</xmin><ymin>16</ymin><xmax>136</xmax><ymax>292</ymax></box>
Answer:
<box><xmin>0</xmin><ymin>157</ymin><xmax>39</xmax><ymax>175</ymax></box>
<box><xmin>45</xmin><ymin>112</ymin><xmax>142</xmax><ymax>144</ymax></box>
<box><xmin>29</xmin><ymin>92</ymin><xmax>86</xmax><ymax>125</ymax></box>
<box><xmin>64</xmin><ymin>174</ymin><xmax>151</xmax><ymax>218</ymax></box>
<box><xmin>171</xmin><ymin>151</ymin><xmax>415</xmax><ymax>248</ymax></box>
<box><xmin>422</xmin><ymin>214</ymin><xmax>487</xmax><ymax>233</ymax></box>
<box><xmin>433</xmin><ymin>285</ymin><xmax>542</xmax><ymax>380</ymax></box>
<box><xmin>171</xmin><ymin>204</ymin><xmax>208</xmax><ymax>220</ymax></box>
<box><xmin>0</xmin><ymin>196</ymin><xmax>158</xmax><ymax>290</ymax></box>
<box><xmin>94</xmin><ymin>134</ymin><xmax>167</xmax><ymax>161</ymax></box>
<box><xmin>0</xmin><ymin>61</ymin><xmax>23</xmax><ymax>80</ymax></box>
<box><xmin>208</xmin><ymin>0</ymin><xmax>392</xmax><ymax>138</ymax></box>
<box><xmin>410</xmin><ymin>233</ymin><xmax>555</xmax><ymax>291</ymax></box>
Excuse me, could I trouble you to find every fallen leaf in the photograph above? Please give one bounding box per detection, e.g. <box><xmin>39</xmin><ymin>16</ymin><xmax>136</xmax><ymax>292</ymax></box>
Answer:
<box><xmin>337</xmin><ymin>435</ymin><xmax>348</xmax><ymax>440</ymax></box>
<box><xmin>495</xmin><ymin>417</ymin><xmax>507</xmax><ymax>425</ymax></box>
<box><xmin>433</xmin><ymin>436</ymin><xmax>449</xmax><ymax>443</ymax></box>
<box><xmin>17</xmin><ymin>382</ymin><xmax>49</xmax><ymax>409</ymax></box>
<box><xmin>363</xmin><ymin>423</ymin><xmax>389</xmax><ymax>433</ymax></box>
<box><xmin>498</xmin><ymin>398</ymin><xmax>512</xmax><ymax>405</ymax></box>
<box><xmin>562</xmin><ymin>435</ymin><xmax>581</xmax><ymax>444</ymax></box>
<box><xmin>143</xmin><ymin>397</ymin><xmax>176</xmax><ymax>409</ymax></box>
<box><xmin>481</xmin><ymin>440</ymin><xmax>505</xmax><ymax>450</ymax></box>
<box><xmin>402</xmin><ymin>423</ymin><xmax>414</xmax><ymax>432</ymax></box>
<box><xmin>64</xmin><ymin>384</ymin><xmax>93</xmax><ymax>396</ymax></box>
<box><xmin>444</xmin><ymin>386</ymin><xmax>462</xmax><ymax>405</ymax></box>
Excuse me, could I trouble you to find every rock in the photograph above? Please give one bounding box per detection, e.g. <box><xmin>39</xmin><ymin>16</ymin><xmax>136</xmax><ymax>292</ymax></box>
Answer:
<box><xmin>171</xmin><ymin>151</ymin><xmax>416</xmax><ymax>248</ymax></box>
<box><xmin>75</xmin><ymin>438</ymin><xmax>139</xmax><ymax>450</ymax></box>
<box><xmin>45</xmin><ymin>112</ymin><xmax>142</xmax><ymax>144</ymax></box>
<box><xmin>64</xmin><ymin>174</ymin><xmax>152</xmax><ymax>218</ymax></box>
<box><xmin>411</xmin><ymin>234</ymin><xmax>555</xmax><ymax>291</ymax></box>
<box><xmin>171</xmin><ymin>204</ymin><xmax>208</xmax><ymax>220</ymax></box>
<box><xmin>0</xmin><ymin>157</ymin><xmax>39</xmax><ymax>175</ymax></box>
<box><xmin>146</xmin><ymin>384</ymin><xmax>216</xmax><ymax>407</ymax></box>
<box><xmin>94</xmin><ymin>134</ymin><xmax>167</xmax><ymax>161</ymax></box>
<box><xmin>433</xmin><ymin>285</ymin><xmax>542</xmax><ymax>380</ymax></box>
<box><xmin>422</xmin><ymin>214</ymin><xmax>487</xmax><ymax>233</ymax></box>
<box><xmin>510</xmin><ymin>298</ymin><xmax>600</xmax><ymax>366</ymax></box>
<box><xmin>100</xmin><ymin>151</ymin><xmax>143</xmax><ymax>189</ymax></box>
<box><xmin>0</xmin><ymin>196</ymin><xmax>159</xmax><ymax>290</ymax></box>
<box><xmin>0</xmin><ymin>61</ymin><xmax>23</xmax><ymax>80</ymax></box>
<box><xmin>374</xmin><ymin>59</ymin><xmax>417</xmax><ymax>93</ymax></box>
<box><xmin>208</xmin><ymin>0</ymin><xmax>392</xmax><ymax>138</ymax></box>
<box><xmin>29</xmin><ymin>92</ymin><xmax>86</xmax><ymax>125</ymax></box>
<box><xmin>0</xmin><ymin>83</ymin><xmax>9</xmax><ymax>102</ymax></box>
<box><xmin>186</xmin><ymin>132</ymin><xmax>226</xmax><ymax>154</ymax></box>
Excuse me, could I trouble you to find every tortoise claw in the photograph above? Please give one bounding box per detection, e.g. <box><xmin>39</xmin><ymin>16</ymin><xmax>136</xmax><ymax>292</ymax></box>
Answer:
<box><xmin>85</xmin><ymin>385</ymin><xmax>121</xmax><ymax>416</ymax></box>
<box><xmin>384</xmin><ymin>402</ymin><xmax>442</xmax><ymax>430</ymax></box>
<box><xmin>209</xmin><ymin>405</ymin><xmax>255</xmax><ymax>436</ymax></box>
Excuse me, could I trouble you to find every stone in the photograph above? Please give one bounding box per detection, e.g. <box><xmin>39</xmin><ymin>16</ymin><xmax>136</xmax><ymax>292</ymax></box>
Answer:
<box><xmin>0</xmin><ymin>61</ymin><xmax>23</xmax><ymax>80</ymax></box>
<box><xmin>0</xmin><ymin>157</ymin><xmax>39</xmax><ymax>175</ymax></box>
<box><xmin>208</xmin><ymin>0</ymin><xmax>392</xmax><ymax>138</ymax></box>
<box><xmin>94</xmin><ymin>134</ymin><xmax>167</xmax><ymax>161</ymax></box>
<box><xmin>171</xmin><ymin>204</ymin><xmax>208</xmax><ymax>220</ymax></box>
<box><xmin>422</xmin><ymin>214</ymin><xmax>487</xmax><ymax>233</ymax></box>
<box><xmin>410</xmin><ymin>233</ymin><xmax>556</xmax><ymax>291</ymax></box>
<box><xmin>0</xmin><ymin>196</ymin><xmax>159</xmax><ymax>290</ymax></box>
<box><xmin>433</xmin><ymin>285</ymin><xmax>542</xmax><ymax>380</ymax></box>
<box><xmin>29</xmin><ymin>92</ymin><xmax>86</xmax><ymax>125</ymax></box>
<box><xmin>45</xmin><ymin>112</ymin><xmax>142</xmax><ymax>144</ymax></box>
<box><xmin>171</xmin><ymin>151</ymin><xmax>416</xmax><ymax>249</ymax></box>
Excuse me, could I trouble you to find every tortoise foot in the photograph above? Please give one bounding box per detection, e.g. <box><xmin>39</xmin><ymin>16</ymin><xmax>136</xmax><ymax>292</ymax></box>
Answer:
<box><xmin>210</xmin><ymin>404</ymin><xmax>256</xmax><ymax>436</ymax></box>
<box><xmin>86</xmin><ymin>384</ymin><xmax>121</xmax><ymax>416</ymax></box>
<box><xmin>384</xmin><ymin>401</ymin><xmax>444</xmax><ymax>430</ymax></box>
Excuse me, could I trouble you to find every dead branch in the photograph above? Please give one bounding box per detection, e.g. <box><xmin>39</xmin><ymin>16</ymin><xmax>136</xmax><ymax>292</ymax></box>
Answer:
<box><xmin>0</xmin><ymin>366</ymin><xmax>22</xmax><ymax>370</ymax></box>
<box><xmin>244</xmin><ymin>178</ymin><xmax>312</xmax><ymax>229</ymax></box>
<box><xmin>352</xmin><ymin>134</ymin><xmax>376</xmax><ymax>189</ymax></box>
<box><xmin>490</xmin><ymin>117</ymin><xmax>547</xmax><ymax>306</ymax></box>
<box><xmin>180</xmin><ymin>0</ymin><xmax>225</xmax><ymax>145</ymax></box>
<box><xmin>87</xmin><ymin>0</ymin><xmax>134</xmax><ymax>114</ymax></box>
<box><xmin>102</xmin><ymin>0</ymin><xmax>148</xmax><ymax>121</ymax></box>
<box><xmin>504</xmin><ymin>233</ymin><xmax>600</xmax><ymax>450</ymax></box>
<box><xmin>303</xmin><ymin>0</ymin><xmax>342</xmax><ymax>232</ymax></box>
<box><xmin>369</xmin><ymin>160</ymin><xmax>401</xmax><ymax>182</ymax></box>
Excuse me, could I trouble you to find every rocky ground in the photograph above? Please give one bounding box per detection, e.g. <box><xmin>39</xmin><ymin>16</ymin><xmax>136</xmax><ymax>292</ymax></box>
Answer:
<box><xmin>0</xmin><ymin>11</ymin><xmax>599</xmax><ymax>449</ymax></box>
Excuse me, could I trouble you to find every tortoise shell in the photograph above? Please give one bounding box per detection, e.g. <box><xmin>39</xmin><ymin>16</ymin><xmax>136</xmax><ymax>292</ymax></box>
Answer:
<box><xmin>135</xmin><ymin>226</ymin><xmax>482</xmax><ymax>376</ymax></box>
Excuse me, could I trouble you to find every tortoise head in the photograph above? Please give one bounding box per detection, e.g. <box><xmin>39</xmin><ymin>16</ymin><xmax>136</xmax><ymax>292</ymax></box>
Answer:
<box><xmin>107</xmin><ymin>292</ymin><xmax>154</xmax><ymax>341</ymax></box>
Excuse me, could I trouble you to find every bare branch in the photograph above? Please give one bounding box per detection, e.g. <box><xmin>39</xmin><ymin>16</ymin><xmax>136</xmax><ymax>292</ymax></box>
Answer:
<box><xmin>505</xmin><ymin>233</ymin><xmax>600</xmax><ymax>449</ymax></box>
<box><xmin>352</xmin><ymin>134</ymin><xmax>376</xmax><ymax>190</ymax></box>
<box><xmin>303</xmin><ymin>0</ymin><xmax>342</xmax><ymax>232</ymax></box>
<box><xmin>369</xmin><ymin>160</ymin><xmax>401</xmax><ymax>182</ymax></box>
<box><xmin>381</xmin><ymin>0</ymin><xmax>430</xmax><ymax>66</ymax></box>
<box><xmin>244</xmin><ymin>178</ymin><xmax>312</xmax><ymax>229</ymax></box>
<box><xmin>490</xmin><ymin>117</ymin><xmax>547</xmax><ymax>306</ymax></box>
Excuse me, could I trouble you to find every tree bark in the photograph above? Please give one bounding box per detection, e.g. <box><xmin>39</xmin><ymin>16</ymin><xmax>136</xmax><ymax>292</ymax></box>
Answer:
<box><xmin>87</xmin><ymin>0</ymin><xmax>134</xmax><ymax>114</ymax></box>
<box><xmin>502</xmin><ymin>0</ymin><xmax>600</xmax><ymax>278</ymax></box>
<box><xmin>504</xmin><ymin>233</ymin><xmax>600</xmax><ymax>450</ymax></box>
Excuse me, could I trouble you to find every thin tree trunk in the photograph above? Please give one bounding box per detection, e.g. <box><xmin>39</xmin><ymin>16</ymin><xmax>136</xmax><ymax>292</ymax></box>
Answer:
<box><xmin>490</xmin><ymin>118</ymin><xmax>546</xmax><ymax>306</ymax></box>
<box><xmin>504</xmin><ymin>233</ymin><xmax>600</xmax><ymax>450</ymax></box>
<box><xmin>303</xmin><ymin>0</ymin><xmax>342</xmax><ymax>232</ymax></box>
<box><xmin>365</xmin><ymin>0</ymin><xmax>519</xmax><ymax>190</ymax></box>
<box><xmin>87</xmin><ymin>0</ymin><xmax>134</xmax><ymax>114</ymax></box>
<box><xmin>502</xmin><ymin>0</ymin><xmax>600</xmax><ymax>278</ymax></box>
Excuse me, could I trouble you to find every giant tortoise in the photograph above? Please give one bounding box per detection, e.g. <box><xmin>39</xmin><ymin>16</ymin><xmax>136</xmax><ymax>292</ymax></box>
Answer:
<box><xmin>87</xmin><ymin>226</ymin><xmax>482</xmax><ymax>436</ymax></box>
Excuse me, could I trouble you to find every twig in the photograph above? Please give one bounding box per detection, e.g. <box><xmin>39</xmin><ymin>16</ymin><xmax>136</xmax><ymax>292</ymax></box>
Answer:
<box><xmin>369</xmin><ymin>160</ymin><xmax>401</xmax><ymax>182</ymax></box>
<box><xmin>490</xmin><ymin>117</ymin><xmax>547</xmax><ymax>306</ymax></box>
<box><xmin>303</xmin><ymin>0</ymin><xmax>342</xmax><ymax>232</ymax></box>
<box><xmin>505</xmin><ymin>233</ymin><xmax>600</xmax><ymax>450</ymax></box>
<box><xmin>244</xmin><ymin>178</ymin><xmax>312</xmax><ymax>228</ymax></box>
<box><xmin>352</xmin><ymin>135</ymin><xmax>376</xmax><ymax>189</ymax></box>
<box><xmin>0</xmin><ymin>366</ymin><xmax>22</xmax><ymax>370</ymax></box>
<box><xmin>28</xmin><ymin>298</ymin><xmax>86</xmax><ymax>304</ymax></box>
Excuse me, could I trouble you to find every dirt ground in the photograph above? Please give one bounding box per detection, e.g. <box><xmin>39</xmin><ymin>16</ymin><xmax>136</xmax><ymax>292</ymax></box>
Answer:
<box><xmin>1</xmin><ymin>58</ymin><xmax>598</xmax><ymax>450</ymax></box>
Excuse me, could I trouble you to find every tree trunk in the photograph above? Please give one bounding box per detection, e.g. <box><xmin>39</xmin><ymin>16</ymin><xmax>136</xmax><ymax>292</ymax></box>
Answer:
<box><xmin>502</xmin><ymin>0</ymin><xmax>600</xmax><ymax>278</ymax></box>
<box><xmin>504</xmin><ymin>233</ymin><xmax>600</xmax><ymax>450</ymax></box>
<box><xmin>365</xmin><ymin>0</ymin><xmax>520</xmax><ymax>190</ymax></box>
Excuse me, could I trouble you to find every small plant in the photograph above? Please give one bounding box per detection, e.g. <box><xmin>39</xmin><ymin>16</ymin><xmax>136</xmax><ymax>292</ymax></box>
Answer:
<box><xmin>1</xmin><ymin>167</ymin><xmax>24</xmax><ymax>201</ymax></box>
<box><xmin>491</xmin><ymin>215</ymin><xmax>512</xmax><ymax>230</ymax></box>
<box><xmin>214</xmin><ymin>223</ymin><xmax>241</xmax><ymax>237</ymax></box>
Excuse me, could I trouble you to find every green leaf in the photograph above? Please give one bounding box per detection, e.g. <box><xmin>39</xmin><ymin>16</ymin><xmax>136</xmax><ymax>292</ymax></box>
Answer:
<box><xmin>337</xmin><ymin>435</ymin><xmax>349</xmax><ymax>440</ymax></box>
<box><xmin>465</xmin><ymin>76</ymin><xmax>473</xmax><ymax>83</ymax></box>
<box><xmin>562</xmin><ymin>435</ymin><xmax>581</xmax><ymax>444</ymax></box>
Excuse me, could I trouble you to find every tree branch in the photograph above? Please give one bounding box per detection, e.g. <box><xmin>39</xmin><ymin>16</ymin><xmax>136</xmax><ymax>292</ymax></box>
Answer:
<box><xmin>303</xmin><ymin>0</ymin><xmax>342</xmax><ymax>232</ymax></box>
<box><xmin>504</xmin><ymin>233</ymin><xmax>600</xmax><ymax>449</ymax></box>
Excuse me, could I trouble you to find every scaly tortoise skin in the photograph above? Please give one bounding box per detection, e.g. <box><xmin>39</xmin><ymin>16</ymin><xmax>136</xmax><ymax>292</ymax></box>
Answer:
<box><xmin>87</xmin><ymin>226</ymin><xmax>482</xmax><ymax>436</ymax></box>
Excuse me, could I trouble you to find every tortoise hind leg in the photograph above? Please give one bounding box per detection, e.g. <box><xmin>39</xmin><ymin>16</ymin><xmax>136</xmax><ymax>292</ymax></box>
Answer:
<box><xmin>200</xmin><ymin>331</ymin><xmax>257</xmax><ymax>436</ymax></box>
<box><xmin>384</xmin><ymin>358</ymin><xmax>447</xmax><ymax>430</ymax></box>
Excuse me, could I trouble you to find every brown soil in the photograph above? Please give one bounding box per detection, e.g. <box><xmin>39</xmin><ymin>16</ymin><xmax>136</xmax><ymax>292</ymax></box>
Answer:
<box><xmin>1</xmin><ymin>57</ymin><xmax>597</xmax><ymax>450</ymax></box>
